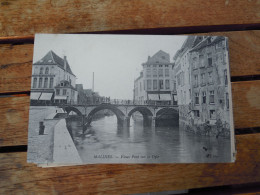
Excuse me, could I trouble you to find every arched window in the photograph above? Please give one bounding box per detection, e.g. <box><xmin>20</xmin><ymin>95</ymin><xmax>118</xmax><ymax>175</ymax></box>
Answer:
<box><xmin>38</xmin><ymin>78</ymin><xmax>42</xmax><ymax>88</ymax></box>
<box><xmin>33</xmin><ymin>78</ymin><xmax>37</xmax><ymax>88</ymax></box>
<box><xmin>40</xmin><ymin>67</ymin><xmax>43</xmax><ymax>74</ymax></box>
<box><xmin>44</xmin><ymin>78</ymin><xmax>48</xmax><ymax>88</ymax></box>
<box><xmin>49</xmin><ymin>78</ymin><xmax>53</xmax><ymax>88</ymax></box>
<box><xmin>45</xmin><ymin>67</ymin><xmax>49</xmax><ymax>74</ymax></box>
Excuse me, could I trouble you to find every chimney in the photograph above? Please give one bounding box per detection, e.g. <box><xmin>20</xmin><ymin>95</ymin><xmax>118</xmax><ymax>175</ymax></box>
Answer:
<box><xmin>64</xmin><ymin>56</ymin><xmax>67</xmax><ymax>71</ymax></box>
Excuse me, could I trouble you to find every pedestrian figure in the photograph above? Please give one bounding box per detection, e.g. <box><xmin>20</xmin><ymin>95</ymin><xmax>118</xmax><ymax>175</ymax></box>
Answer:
<box><xmin>204</xmin><ymin>121</ymin><xmax>211</xmax><ymax>136</ymax></box>
<box><xmin>215</xmin><ymin>118</ymin><xmax>223</xmax><ymax>138</ymax></box>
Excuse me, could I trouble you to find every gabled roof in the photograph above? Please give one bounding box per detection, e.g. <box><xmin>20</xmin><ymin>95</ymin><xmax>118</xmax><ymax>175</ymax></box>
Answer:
<box><xmin>190</xmin><ymin>36</ymin><xmax>226</xmax><ymax>52</ymax></box>
<box><xmin>33</xmin><ymin>50</ymin><xmax>75</xmax><ymax>76</ymax></box>
<box><xmin>144</xmin><ymin>50</ymin><xmax>171</xmax><ymax>65</ymax></box>
<box><xmin>173</xmin><ymin>36</ymin><xmax>196</xmax><ymax>60</ymax></box>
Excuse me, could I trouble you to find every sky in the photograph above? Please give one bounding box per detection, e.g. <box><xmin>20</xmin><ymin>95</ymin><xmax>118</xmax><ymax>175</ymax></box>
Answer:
<box><xmin>33</xmin><ymin>34</ymin><xmax>187</xmax><ymax>99</ymax></box>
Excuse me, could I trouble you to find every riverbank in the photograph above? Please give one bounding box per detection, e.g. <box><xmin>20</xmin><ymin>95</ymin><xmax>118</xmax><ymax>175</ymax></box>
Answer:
<box><xmin>52</xmin><ymin>119</ymin><xmax>83</xmax><ymax>164</ymax></box>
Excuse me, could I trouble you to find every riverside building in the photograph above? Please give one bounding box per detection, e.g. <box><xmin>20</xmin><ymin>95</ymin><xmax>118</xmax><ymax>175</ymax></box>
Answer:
<box><xmin>174</xmin><ymin>36</ymin><xmax>231</xmax><ymax>136</ymax></box>
<box><xmin>134</xmin><ymin>50</ymin><xmax>176</xmax><ymax>105</ymax></box>
<box><xmin>30</xmin><ymin>50</ymin><xmax>78</xmax><ymax>105</ymax></box>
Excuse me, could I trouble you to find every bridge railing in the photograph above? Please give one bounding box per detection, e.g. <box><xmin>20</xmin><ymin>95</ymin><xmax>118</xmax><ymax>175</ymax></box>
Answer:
<box><xmin>60</xmin><ymin>99</ymin><xmax>178</xmax><ymax>107</ymax></box>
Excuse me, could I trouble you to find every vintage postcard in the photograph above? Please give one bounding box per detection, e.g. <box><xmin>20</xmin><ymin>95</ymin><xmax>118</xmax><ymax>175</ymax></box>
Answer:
<box><xmin>27</xmin><ymin>34</ymin><xmax>235</xmax><ymax>165</ymax></box>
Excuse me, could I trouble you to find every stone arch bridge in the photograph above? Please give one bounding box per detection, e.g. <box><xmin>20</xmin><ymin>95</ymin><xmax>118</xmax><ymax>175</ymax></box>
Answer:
<box><xmin>61</xmin><ymin>103</ymin><xmax>179</xmax><ymax>130</ymax></box>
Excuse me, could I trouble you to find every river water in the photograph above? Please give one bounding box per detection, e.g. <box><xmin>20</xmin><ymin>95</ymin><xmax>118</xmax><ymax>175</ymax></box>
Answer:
<box><xmin>67</xmin><ymin>115</ymin><xmax>231</xmax><ymax>163</ymax></box>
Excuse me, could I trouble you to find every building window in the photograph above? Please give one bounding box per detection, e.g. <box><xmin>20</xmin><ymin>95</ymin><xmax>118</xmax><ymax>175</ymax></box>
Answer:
<box><xmin>56</xmin><ymin>89</ymin><xmax>60</xmax><ymax>95</ymax></box>
<box><xmin>147</xmin><ymin>80</ymin><xmax>152</xmax><ymax>90</ymax></box>
<box><xmin>153</xmin><ymin>80</ymin><xmax>157</xmax><ymax>90</ymax></box>
<box><xmin>226</xmin><ymin>93</ymin><xmax>229</xmax><ymax>109</ymax></box>
<box><xmin>63</xmin><ymin>89</ymin><xmax>67</xmax><ymax>95</ymax></box>
<box><xmin>143</xmin><ymin>80</ymin><xmax>146</xmax><ymax>90</ymax></box>
<box><xmin>207</xmin><ymin>53</ymin><xmax>212</xmax><ymax>66</ymax></box>
<box><xmin>49</xmin><ymin>78</ymin><xmax>53</xmax><ymax>88</ymax></box>
<box><xmin>140</xmin><ymin>82</ymin><xmax>142</xmax><ymax>91</ymax></box>
<box><xmin>195</xmin><ymin>93</ymin><xmax>199</xmax><ymax>105</ymax></box>
<box><xmin>193</xmin><ymin>57</ymin><xmax>198</xmax><ymax>69</ymax></box>
<box><xmin>146</xmin><ymin>69</ymin><xmax>151</xmax><ymax>77</ymax></box>
<box><xmin>165</xmin><ymin>69</ymin><xmax>169</xmax><ymax>77</ymax></box>
<box><xmin>174</xmin><ymin>82</ymin><xmax>176</xmax><ymax>91</ymax></box>
<box><xmin>201</xmin><ymin>73</ymin><xmax>205</xmax><ymax>85</ymax></box>
<box><xmin>165</xmin><ymin>79</ymin><xmax>170</xmax><ymax>89</ymax></box>
<box><xmin>210</xmin><ymin>110</ymin><xmax>216</xmax><ymax>119</ymax></box>
<box><xmin>32</xmin><ymin>78</ymin><xmax>37</xmax><ymax>88</ymax></box>
<box><xmin>44</xmin><ymin>78</ymin><xmax>48</xmax><ymax>88</ymax></box>
<box><xmin>202</xmin><ymin>91</ymin><xmax>206</xmax><ymax>104</ymax></box>
<box><xmin>181</xmin><ymin>72</ymin><xmax>184</xmax><ymax>86</ymax></box>
<box><xmin>40</xmin><ymin>67</ymin><xmax>43</xmax><ymax>74</ymax></box>
<box><xmin>153</xmin><ymin>65</ymin><xmax>157</xmax><ymax>67</ymax></box>
<box><xmin>194</xmin><ymin>110</ymin><xmax>200</xmax><ymax>117</ymax></box>
<box><xmin>184</xmin><ymin>91</ymin><xmax>186</xmax><ymax>104</ymax></box>
<box><xmin>153</xmin><ymin>68</ymin><xmax>157</xmax><ymax>77</ymax></box>
<box><xmin>194</xmin><ymin>75</ymin><xmax>198</xmax><ymax>87</ymax></box>
<box><xmin>209</xmin><ymin>90</ymin><xmax>215</xmax><ymax>104</ymax></box>
<box><xmin>199</xmin><ymin>54</ymin><xmax>204</xmax><ymax>67</ymax></box>
<box><xmin>165</xmin><ymin>65</ymin><xmax>168</xmax><ymax>67</ymax></box>
<box><xmin>45</xmin><ymin>67</ymin><xmax>49</xmax><ymax>74</ymax></box>
<box><xmin>177</xmin><ymin>74</ymin><xmax>181</xmax><ymax>86</ymax></box>
<box><xmin>216</xmin><ymin>41</ymin><xmax>223</xmax><ymax>49</ymax></box>
<box><xmin>224</xmin><ymin>69</ymin><xmax>228</xmax><ymax>86</ymax></box>
<box><xmin>208</xmin><ymin>72</ymin><xmax>213</xmax><ymax>84</ymax></box>
<box><xmin>159</xmin><ymin>80</ymin><xmax>164</xmax><ymax>89</ymax></box>
<box><xmin>159</xmin><ymin>69</ymin><xmax>163</xmax><ymax>77</ymax></box>
<box><xmin>216</xmin><ymin>53</ymin><xmax>223</xmax><ymax>63</ymax></box>
<box><xmin>38</xmin><ymin>78</ymin><xmax>42</xmax><ymax>88</ymax></box>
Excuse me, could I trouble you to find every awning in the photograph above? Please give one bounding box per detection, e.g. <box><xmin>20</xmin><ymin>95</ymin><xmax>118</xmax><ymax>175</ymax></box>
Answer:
<box><xmin>39</xmin><ymin>93</ymin><xmax>53</xmax><ymax>100</ymax></box>
<box><xmin>159</xmin><ymin>94</ymin><xmax>172</xmax><ymax>101</ymax></box>
<box><xmin>54</xmin><ymin>96</ymin><xmax>67</xmax><ymax>100</ymax></box>
<box><xmin>148</xmin><ymin>94</ymin><xmax>160</xmax><ymax>100</ymax></box>
<box><xmin>30</xmin><ymin>92</ymin><xmax>41</xmax><ymax>100</ymax></box>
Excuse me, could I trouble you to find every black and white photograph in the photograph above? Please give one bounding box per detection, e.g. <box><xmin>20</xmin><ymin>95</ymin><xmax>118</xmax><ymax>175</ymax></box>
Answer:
<box><xmin>27</xmin><ymin>34</ymin><xmax>235</xmax><ymax>165</ymax></box>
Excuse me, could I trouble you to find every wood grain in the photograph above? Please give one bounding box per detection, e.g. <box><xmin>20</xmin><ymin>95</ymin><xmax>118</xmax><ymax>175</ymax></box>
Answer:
<box><xmin>0</xmin><ymin>134</ymin><xmax>259</xmax><ymax>194</ymax></box>
<box><xmin>0</xmin><ymin>80</ymin><xmax>260</xmax><ymax>147</ymax></box>
<box><xmin>0</xmin><ymin>96</ymin><xmax>30</xmax><ymax>146</ymax></box>
<box><xmin>0</xmin><ymin>30</ymin><xmax>260</xmax><ymax>94</ymax></box>
<box><xmin>0</xmin><ymin>0</ymin><xmax>259</xmax><ymax>37</ymax></box>
<box><xmin>0</xmin><ymin>44</ymin><xmax>33</xmax><ymax>93</ymax></box>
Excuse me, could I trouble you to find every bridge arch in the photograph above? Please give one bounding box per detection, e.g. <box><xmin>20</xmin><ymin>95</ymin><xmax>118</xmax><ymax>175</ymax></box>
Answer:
<box><xmin>156</xmin><ymin>107</ymin><xmax>179</xmax><ymax>126</ymax></box>
<box><xmin>128</xmin><ymin>106</ymin><xmax>153</xmax><ymax>118</ymax></box>
<box><xmin>86</xmin><ymin>104</ymin><xmax>126</xmax><ymax>126</ymax></box>
<box><xmin>128</xmin><ymin>106</ymin><xmax>153</xmax><ymax>127</ymax></box>
<box><xmin>64</xmin><ymin>106</ymin><xmax>83</xmax><ymax>116</ymax></box>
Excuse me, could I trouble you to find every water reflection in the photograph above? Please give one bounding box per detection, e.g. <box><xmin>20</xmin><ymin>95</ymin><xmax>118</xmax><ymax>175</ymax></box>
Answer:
<box><xmin>67</xmin><ymin>115</ymin><xmax>231</xmax><ymax>163</ymax></box>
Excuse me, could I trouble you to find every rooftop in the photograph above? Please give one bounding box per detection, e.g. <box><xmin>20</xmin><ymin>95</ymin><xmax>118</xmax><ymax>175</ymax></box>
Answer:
<box><xmin>33</xmin><ymin>50</ymin><xmax>75</xmax><ymax>76</ymax></box>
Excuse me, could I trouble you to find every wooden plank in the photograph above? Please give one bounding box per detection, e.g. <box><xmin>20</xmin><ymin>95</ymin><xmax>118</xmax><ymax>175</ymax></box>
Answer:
<box><xmin>0</xmin><ymin>0</ymin><xmax>259</xmax><ymax>37</ymax></box>
<box><xmin>0</xmin><ymin>134</ymin><xmax>259</xmax><ymax>194</ymax></box>
<box><xmin>0</xmin><ymin>95</ymin><xmax>30</xmax><ymax>146</ymax></box>
<box><xmin>0</xmin><ymin>30</ymin><xmax>260</xmax><ymax>93</ymax></box>
<box><xmin>0</xmin><ymin>80</ymin><xmax>260</xmax><ymax>147</ymax></box>
<box><xmin>0</xmin><ymin>44</ymin><xmax>33</xmax><ymax>93</ymax></box>
<box><xmin>232</xmin><ymin>80</ymin><xmax>260</xmax><ymax>129</ymax></box>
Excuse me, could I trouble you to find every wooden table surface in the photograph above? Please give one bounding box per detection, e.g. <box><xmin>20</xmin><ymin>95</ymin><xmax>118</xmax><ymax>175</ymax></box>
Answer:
<box><xmin>0</xmin><ymin>1</ymin><xmax>260</xmax><ymax>194</ymax></box>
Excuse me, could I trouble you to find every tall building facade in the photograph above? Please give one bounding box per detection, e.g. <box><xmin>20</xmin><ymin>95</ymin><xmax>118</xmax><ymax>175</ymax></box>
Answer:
<box><xmin>30</xmin><ymin>50</ymin><xmax>78</xmax><ymax>104</ymax></box>
<box><xmin>174</xmin><ymin>36</ymin><xmax>231</xmax><ymax>135</ymax></box>
<box><xmin>134</xmin><ymin>50</ymin><xmax>176</xmax><ymax>105</ymax></box>
<box><xmin>173</xmin><ymin>36</ymin><xmax>196</xmax><ymax>126</ymax></box>
<box><xmin>190</xmin><ymin>36</ymin><xmax>230</xmax><ymax>126</ymax></box>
